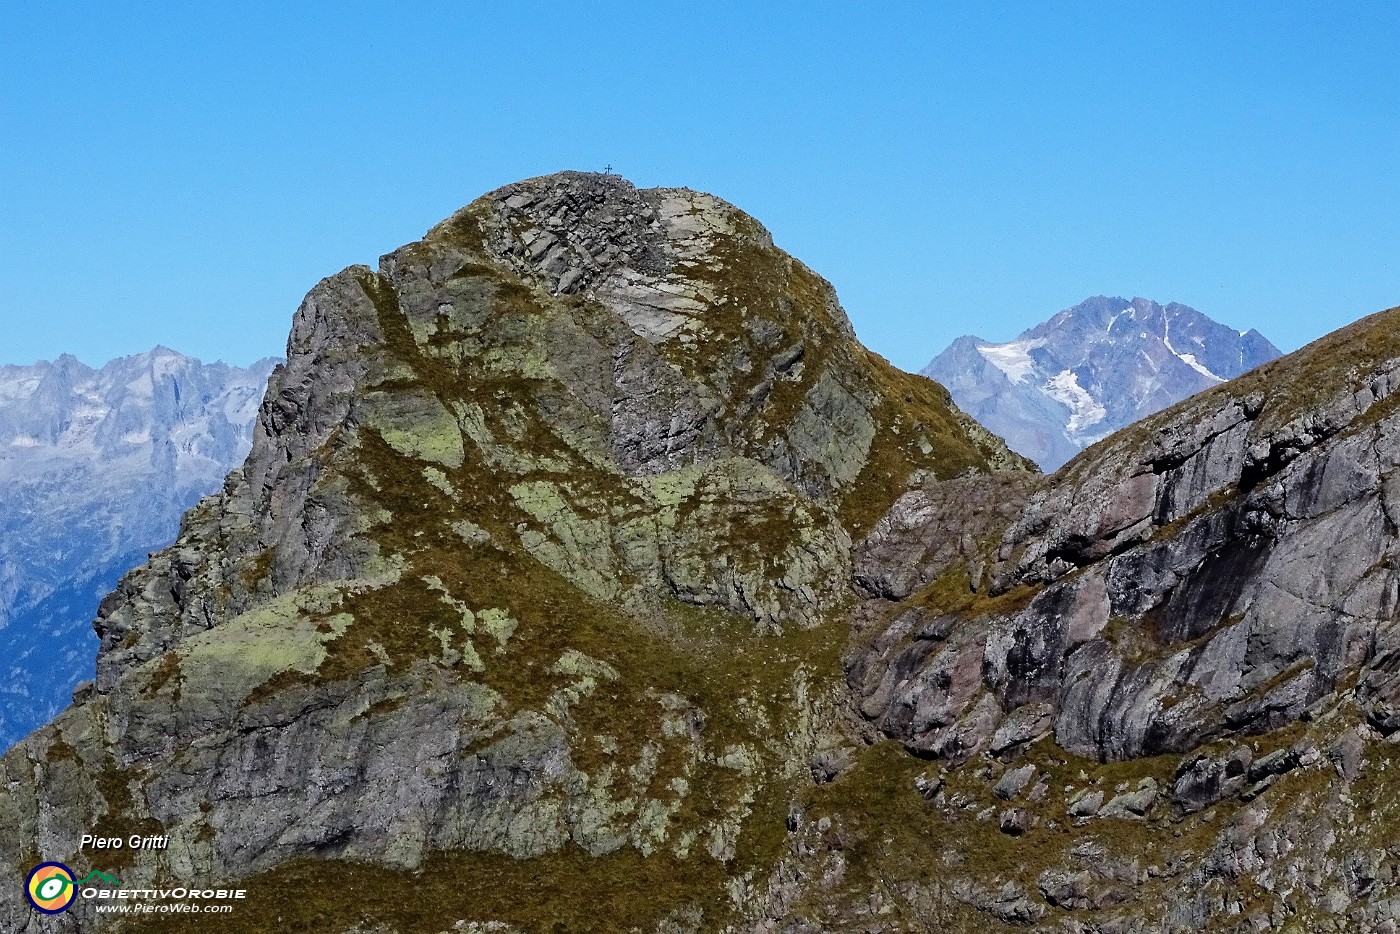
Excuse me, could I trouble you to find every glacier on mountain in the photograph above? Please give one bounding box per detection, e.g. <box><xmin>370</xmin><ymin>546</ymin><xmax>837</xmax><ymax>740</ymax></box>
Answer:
<box><xmin>922</xmin><ymin>296</ymin><xmax>1281</xmax><ymax>470</ymax></box>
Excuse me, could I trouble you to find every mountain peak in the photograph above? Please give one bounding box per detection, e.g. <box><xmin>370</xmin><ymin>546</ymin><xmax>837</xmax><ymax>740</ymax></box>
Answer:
<box><xmin>48</xmin><ymin>351</ymin><xmax>93</xmax><ymax>375</ymax></box>
<box><xmin>923</xmin><ymin>295</ymin><xmax>1282</xmax><ymax>469</ymax></box>
<box><xmin>0</xmin><ymin>174</ymin><xmax>1032</xmax><ymax>928</ymax></box>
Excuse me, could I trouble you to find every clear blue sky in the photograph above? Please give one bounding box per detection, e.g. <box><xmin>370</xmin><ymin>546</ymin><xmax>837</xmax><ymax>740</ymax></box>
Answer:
<box><xmin>3</xmin><ymin>3</ymin><xmax>1398</xmax><ymax>371</ymax></box>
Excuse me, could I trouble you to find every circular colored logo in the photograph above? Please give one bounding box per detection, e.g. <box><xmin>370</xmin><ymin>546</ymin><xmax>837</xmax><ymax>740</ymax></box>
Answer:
<box><xmin>25</xmin><ymin>862</ymin><xmax>76</xmax><ymax>914</ymax></box>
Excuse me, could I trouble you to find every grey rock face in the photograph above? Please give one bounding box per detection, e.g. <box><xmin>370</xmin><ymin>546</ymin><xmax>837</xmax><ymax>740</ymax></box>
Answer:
<box><xmin>1067</xmin><ymin>789</ymin><xmax>1104</xmax><ymax>818</ymax></box>
<box><xmin>3</xmin><ymin>170</ymin><xmax>1396</xmax><ymax>934</ymax></box>
<box><xmin>993</xmin><ymin>763</ymin><xmax>1036</xmax><ymax>799</ymax></box>
<box><xmin>922</xmin><ymin>296</ymin><xmax>1282</xmax><ymax>470</ymax></box>
<box><xmin>1171</xmin><ymin>747</ymin><xmax>1252</xmax><ymax>813</ymax></box>
<box><xmin>854</xmin><ymin>472</ymin><xmax>1037</xmax><ymax>602</ymax></box>
<box><xmin>0</xmin><ymin>349</ymin><xmax>276</xmax><ymax>750</ymax></box>
<box><xmin>839</xmin><ymin>305</ymin><xmax>1400</xmax><ymax>930</ymax></box>
<box><xmin>858</xmin><ymin>307</ymin><xmax>1400</xmax><ymax>765</ymax></box>
<box><xmin>1097</xmin><ymin>777</ymin><xmax>1159</xmax><ymax>818</ymax></box>
<box><xmin>998</xmin><ymin>806</ymin><xmax>1030</xmax><ymax>835</ymax></box>
<box><xmin>0</xmin><ymin>172</ymin><xmax>1026</xmax><ymax>933</ymax></box>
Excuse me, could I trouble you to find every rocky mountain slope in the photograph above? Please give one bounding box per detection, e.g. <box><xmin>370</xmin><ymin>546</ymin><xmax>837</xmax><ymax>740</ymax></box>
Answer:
<box><xmin>0</xmin><ymin>350</ymin><xmax>276</xmax><ymax>750</ymax></box>
<box><xmin>0</xmin><ymin>171</ymin><xmax>1026</xmax><ymax>933</ymax></box>
<box><xmin>3</xmin><ymin>171</ymin><xmax>1398</xmax><ymax>934</ymax></box>
<box><xmin>922</xmin><ymin>296</ymin><xmax>1281</xmax><ymax>469</ymax></box>
<box><xmin>855</xmin><ymin>302</ymin><xmax>1400</xmax><ymax>931</ymax></box>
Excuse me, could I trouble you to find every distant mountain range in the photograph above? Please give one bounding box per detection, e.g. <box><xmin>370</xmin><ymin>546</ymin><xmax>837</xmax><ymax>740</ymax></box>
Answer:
<box><xmin>0</xmin><ymin>348</ymin><xmax>276</xmax><ymax>750</ymax></box>
<box><xmin>921</xmin><ymin>295</ymin><xmax>1282</xmax><ymax>470</ymax></box>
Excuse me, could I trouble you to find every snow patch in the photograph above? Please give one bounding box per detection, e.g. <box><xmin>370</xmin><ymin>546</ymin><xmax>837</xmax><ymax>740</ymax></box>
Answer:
<box><xmin>1176</xmin><ymin>352</ymin><xmax>1223</xmax><ymax>382</ymax></box>
<box><xmin>1041</xmin><ymin>370</ymin><xmax>1107</xmax><ymax>433</ymax></box>
<box><xmin>124</xmin><ymin>373</ymin><xmax>155</xmax><ymax>397</ymax></box>
<box><xmin>976</xmin><ymin>339</ymin><xmax>1041</xmax><ymax>385</ymax></box>
<box><xmin>0</xmin><ymin>376</ymin><xmax>43</xmax><ymax>402</ymax></box>
<box><xmin>1162</xmin><ymin>317</ymin><xmax>1223</xmax><ymax>382</ymax></box>
<box><xmin>71</xmin><ymin>404</ymin><xmax>110</xmax><ymax>422</ymax></box>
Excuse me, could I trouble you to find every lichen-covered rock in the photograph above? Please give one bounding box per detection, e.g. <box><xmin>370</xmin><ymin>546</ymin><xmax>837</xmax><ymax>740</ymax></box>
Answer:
<box><xmin>6</xmin><ymin>169</ymin><xmax>1400</xmax><ymax>934</ymax></box>
<box><xmin>1171</xmin><ymin>747</ymin><xmax>1252</xmax><ymax>813</ymax></box>
<box><xmin>993</xmin><ymin>763</ymin><xmax>1036</xmax><ymax>800</ymax></box>
<box><xmin>839</xmin><ymin>302</ymin><xmax>1400</xmax><ymax>933</ymax></box>
<box><xmin>857</xmin><ymin>305</ymin><xmax>1400</xmax><ymax>765</ymax></box>
<box><xmin>0</xmin><ymin>172</ymin><xmax>1027</xmax><ymax>934</ymax></box>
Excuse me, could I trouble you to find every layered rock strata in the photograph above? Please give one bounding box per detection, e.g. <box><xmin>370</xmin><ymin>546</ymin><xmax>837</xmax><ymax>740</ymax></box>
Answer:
<box><xmin>6</xmin><ymin>171</ymin><xmax>1400</xmax><ymax>933</ymax></box>
<box><xmin>0</xmin><ymin>172</ymin><xmax>1026</xmax><ymax>933</ymax></box>
<box><xmin>852</xmin><ymin>306</ymin><xmax>1400</xmax><ymax>932</ymax></box>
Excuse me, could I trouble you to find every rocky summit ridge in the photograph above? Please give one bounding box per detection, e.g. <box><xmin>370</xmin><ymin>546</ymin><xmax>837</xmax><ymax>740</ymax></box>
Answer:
<box><xmin>0</xmin><ymin>171</ymin><xmax>1024</xmax><ymax>933</ymax></box>
<box><xmin>923</xmin><ymin>296</ymin><xmax>1281</xmax><ymax>470</ymax></box>
<box><xmin>2</xmin><ymin>171</ymin><xmax>1400</xmax><ymax>934</ymax></box>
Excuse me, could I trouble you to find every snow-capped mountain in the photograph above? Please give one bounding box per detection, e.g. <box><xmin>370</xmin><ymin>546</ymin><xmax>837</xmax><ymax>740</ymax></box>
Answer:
<box><xmin>922</xmin><ymin>296</ymin><xmax>1281</xmax><ymax>470</ymax></box>
<box><xmin>0</xmin><ymin>348</ymin><xmax>277</xmax><ymax>749</ymax></box>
